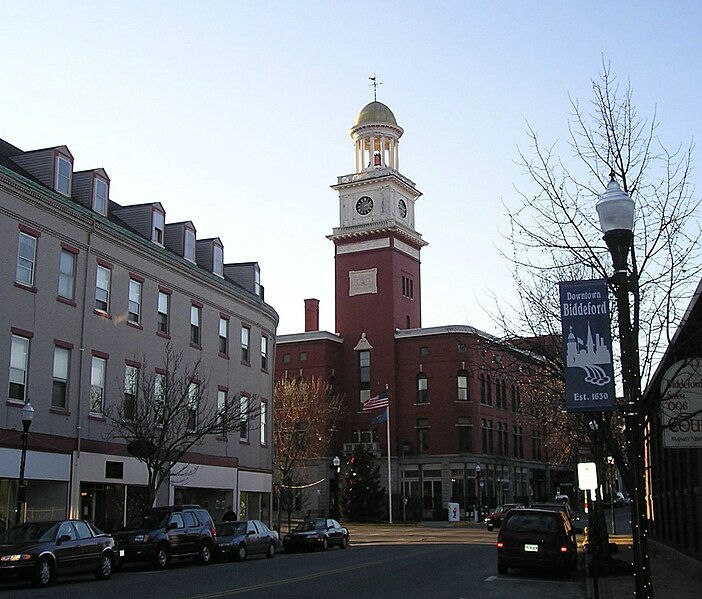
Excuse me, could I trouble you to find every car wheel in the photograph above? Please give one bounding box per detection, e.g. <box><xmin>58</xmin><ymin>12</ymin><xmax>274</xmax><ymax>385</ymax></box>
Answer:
<box><xmin>33</xmin><ymin>557</ymin><xmax>54</xmax><ymax>587</ymax></box>
<box><xmin>321</xmin><ymin>537</ymin><xmax>329</xmax><ymax>551</ymax></box>
<box><xmin>153</xmin><ymin>545</ymin><xmax>170</xmax><ymax>570</ymax></box>
<box><xmin>266</xmin><ymin>541</ymin><xmax>276</xmax><ymax>559</ymax></box>
<box><xmin>236</xmin><ymin>543</ymin><xmax>247</xmax><ymax>561</ymax></box>
<box><xmin>199</xmin><ymin>542</ymin><xmax>212</xmax><ymax>565</ymax></box>
<box><xmin>96</xmin><ymin>552</ymin><xmax>113</xmax><ymax>580</ymax></box>
<box><xmin>340</xmin><ymin>535</ymin><xmax>348</xmax><ymax>549</ymax></box>
<box><xmin>497</xmin><ymin>559</ymin><xmax>508</xmax><ymax>575</ymax></box>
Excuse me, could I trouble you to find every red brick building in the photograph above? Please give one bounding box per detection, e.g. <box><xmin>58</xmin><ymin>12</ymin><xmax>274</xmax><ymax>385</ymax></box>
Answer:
<box><xmin>275</xmin><ymin>100</ymin><xmax>571</xmax><ymax>520</ymax></box>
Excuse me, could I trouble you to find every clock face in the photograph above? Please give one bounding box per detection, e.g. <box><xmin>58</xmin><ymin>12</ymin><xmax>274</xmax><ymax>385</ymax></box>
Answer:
<box><xmin>398</xmin><ymin>199</ymin><xmax>407</xmax><ymax>218</ymax></box>
<box><xmin>356</xmin><ymin>196</ymin><xmax>373</xmax><ymax>215</ymax></box>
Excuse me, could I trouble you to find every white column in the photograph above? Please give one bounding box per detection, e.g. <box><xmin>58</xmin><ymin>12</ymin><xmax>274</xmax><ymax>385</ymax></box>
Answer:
<box><xmin>381</xmin><ymin>135</ymin><xmax>386</xmax><ymax>166</ymax></box>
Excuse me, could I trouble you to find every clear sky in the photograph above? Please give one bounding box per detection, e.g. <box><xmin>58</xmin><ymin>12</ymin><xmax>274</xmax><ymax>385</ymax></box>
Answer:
<box><xmin>2</xmin><ymin>1</ymin><xmax>700</xmax><ymax>335</ymax></box>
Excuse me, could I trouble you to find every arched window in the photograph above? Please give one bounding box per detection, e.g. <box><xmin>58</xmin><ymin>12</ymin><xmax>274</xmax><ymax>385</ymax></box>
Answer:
<box><xmin>486</xmin><ymin>374</ymin><xmax>492</xmax><ymax>405</ymax></box>
<box><xmin>457</xmin><ymin>370</ymin><xmax>469</xmax><ymax>401</ymax></box>
<box><xmin>501</xmin><ymin>379</ymin><xmax>507</xmax><ymax>409</ymax></box>
<box><xmin>416</xmin><ymin>373</ymin><xmax>428</xmax><ymax>404</ymax></box>
<box><xmin>479</xmin><ymin>372</ymin><xmax>486</xmax><ymax>404</ymax></box>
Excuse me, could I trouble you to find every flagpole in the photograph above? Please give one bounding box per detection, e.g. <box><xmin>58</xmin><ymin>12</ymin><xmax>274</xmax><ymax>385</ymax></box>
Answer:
<box><xmin>386</xmin><ymin>403</ymin><xmax>392</xmax><ymax>524</ymax></box>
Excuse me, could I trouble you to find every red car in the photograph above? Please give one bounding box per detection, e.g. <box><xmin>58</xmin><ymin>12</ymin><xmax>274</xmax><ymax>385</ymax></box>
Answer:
<box><xmin>485</xmin><ymin>504</ymin><xmax>523</xmax><ymax>531</ymax></box>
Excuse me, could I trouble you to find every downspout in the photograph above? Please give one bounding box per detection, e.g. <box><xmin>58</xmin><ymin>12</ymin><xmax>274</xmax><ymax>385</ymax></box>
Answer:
<box><xmin>70</xmin><ymin>217</ymin><xmax>95</xmax><ymax>518</ymax></box>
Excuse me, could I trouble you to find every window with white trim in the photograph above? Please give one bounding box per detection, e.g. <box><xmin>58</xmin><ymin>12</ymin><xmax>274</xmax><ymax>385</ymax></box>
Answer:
<box><xmin>217</xmin><ymin>389</ymin><xmax>227</xmax><ymax>434</ymax></box>
<box><xmin>184</xmin><ymin>227</ymin><xmax>196</xmax><ymax>262</ymax></box>
<box><xmin>213</xmin><ymin>243</ymin><xmax>223</xmax><ymax>277</ymax></box>
<box><xmin>52</xmin><ymin>346</ymin><xmax>70</xmax><ymax>409</ymax></box>
<box><xmin>261</xmin><ymin>335</ymin><xmax>268</xmax><ymax>370</ymax></box>
<box><xmin>56</xmin><ymin>155</ymin><xmax>72</xmax><ymax>195</ymax></box>
<box><xmin>219</xmin><ymin>317</ymin><xmax>229</xmax><ymax>355</ymax></box>
<box><xmin>157</xmin><ymin>291</ymin><xmax>170</xmax><ymax>334</ymax></box>
<box><xmin>187</xmin><ymin>382</ymin><xmax>199</xmax><ymax>432</ymax></box>
<box><xmin>260</xmin><ymin>401</ymin><xmax>267</xmax><ymax>445</ymax></box>
<box><xmin>93</xmin><ymin>177</ymin><xmax>108</xmax><ymax>215</ymax></box>
<box><xmin>239</xmin><ymin>395</ymin><xmax>249</xmax><ymax>441</ymax></box>
<box><xmin>457</xmin><ymin>370</ymin><xmax>469</xmax><ymax>401</ymax></box>
<box><xmin>95</xmin><ymin>265</ymin><xmax>111</xmax><ymax>312</ymax></box>
<box><xmin>190</xmin><ymin>305</ymin><xmax>201</xmax><ymax>345</ymax></box>
<box><xmin>16</xmin><ymin>232</ymin><xmax>37</xmax><ymax>286</ymax></box>
<box><xmin>128</xmin><ymin>279</ymin><xmax>142</xmax><ymax>324</ymax></box>
<box><xmin>240</xmin><ymin>326</ymin><xmax>250</xmax><ymax>362</ymax></box>
<box><xmin>123</xmin><ymin>365</ymin><xmax>138</xmax><ymax>420</ymax></box>
<box><xmin>90</xmin><ymin>356</ymin><xmax>107</xmax><ymax>413</ymax></box>
<box><xmin>9</xmin><ymin>335</ymin><xmax>30</xmax><ymax>401</ymax></box>
<box><xmin>58</xmin><ymin>250</ymin><xmax>76</xmax><ymax>300</ymax></box>
<box><xmin>155</xmin><ymin>372</ymin><xmax>166</xmax><ymax>423</ymax></box>
<box><xmin>152</xmin><ymin>209</ymin><xmax>165</xmax><ymax>245</ymax></box>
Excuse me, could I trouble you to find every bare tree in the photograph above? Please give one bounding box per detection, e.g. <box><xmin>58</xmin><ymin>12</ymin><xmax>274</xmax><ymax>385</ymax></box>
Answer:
<box><xmin>273</xmin><ymin>376</ymin><xmax>341</xmax><ymax>530</ymax></box>
<box><xmin>105</xmin><ymin>343</ymin><xmax>258</xmax><ymax>508</ymax></box>
<box><xmin>488</xmin><ymin>62</ymin><xmax>701</xmax><ymax>560</ymax></box>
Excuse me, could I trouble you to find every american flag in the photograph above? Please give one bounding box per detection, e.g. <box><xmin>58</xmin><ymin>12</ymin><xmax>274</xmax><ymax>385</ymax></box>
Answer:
<box><xmin>363</xmin><ymin>389</ymin><xmax>389</xmax><ymax>411</ymax></box>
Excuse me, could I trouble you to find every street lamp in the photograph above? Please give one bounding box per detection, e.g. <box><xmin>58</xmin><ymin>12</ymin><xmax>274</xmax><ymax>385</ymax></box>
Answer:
<box><xmin>15</xmin><ymin>401</ymin><xmax>34</xmax><ymax>525</ymax></box>
<box><xmin>331</xmin><ymin>456</ymin><xmax>341</xmax><ymax>518</ymax></box>
<box><xmin>475</xmin><ymin>464</ymin><xmax>482</xmax><ymax>522</ymax></box>
<box><xmin>596</xmin><ymin>175</ymin><xmax>653</xmax><ymax>598</ymax></box>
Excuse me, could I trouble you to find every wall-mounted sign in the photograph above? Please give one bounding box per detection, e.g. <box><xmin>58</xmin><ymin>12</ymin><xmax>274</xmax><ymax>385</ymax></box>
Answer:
<box><xmin>559</xmin><ymin>279</ymin><xmax>616</xmax><ymax>412</ymax></box>
<box><xmin>661</xmin><ymin>358</ymin><xmax>702</xmax><ymax>448</ymax></box>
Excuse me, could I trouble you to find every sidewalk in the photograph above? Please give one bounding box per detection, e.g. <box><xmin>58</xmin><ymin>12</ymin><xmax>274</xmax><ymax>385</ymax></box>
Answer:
<box><xmin>587</xmin><ymin>536</ymin><xmax>701</xmax><ymax>599</ymax></box>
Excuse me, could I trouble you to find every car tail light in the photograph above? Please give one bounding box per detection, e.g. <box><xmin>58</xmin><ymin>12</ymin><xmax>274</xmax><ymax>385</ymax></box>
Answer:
<box><xmin>213</xmin><ymin>525</ymin><xmax>217</xmax><ymax>538</ymax></box>
<box><xmin>496</xmin><ymin>541</ymin><xmax>504</xmax><ymax>549</ymax></box>
<box><xmin>560</xmin><ymin>546</ymin><xmax>569</xmax><ymax>553</ymax></box>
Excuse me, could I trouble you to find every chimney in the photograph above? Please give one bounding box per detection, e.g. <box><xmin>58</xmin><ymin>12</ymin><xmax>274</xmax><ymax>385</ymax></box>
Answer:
<box><xmin>304</xmin><ymin>299</ymin><xmax>320</xmax><ymax>332</ymax></box>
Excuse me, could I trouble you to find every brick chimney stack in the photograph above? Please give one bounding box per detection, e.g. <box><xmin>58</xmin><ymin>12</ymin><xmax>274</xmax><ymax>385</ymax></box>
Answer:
<box><xmin>304</xmin><ymin>298</ymin><xmax>320</xmax><ymax>332</ymax></box>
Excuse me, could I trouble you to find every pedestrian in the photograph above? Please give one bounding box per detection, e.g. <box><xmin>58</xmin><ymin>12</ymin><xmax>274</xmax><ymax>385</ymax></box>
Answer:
<box><xmin>222</xmin><ymin>506</ymin><xmax>237</xmax><ymax>522</ymax></box>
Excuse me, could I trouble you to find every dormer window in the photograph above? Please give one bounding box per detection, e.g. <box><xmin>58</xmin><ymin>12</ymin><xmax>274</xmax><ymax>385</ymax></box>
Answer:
<box><xmin>254</xmin><ymin>268</ymin><xmax>261</xmax><ymax>296</ymax></box>
<box><xmin>184</xmin><ymin>227</ymin><xmax>196</xmax><ymax>262</ymax></box>
<box><xmin>152</xmin><ymin>209</ymin><xmax>165</xmax><ymax>245</ymax></box>
<box><xmin>93</xmin><ymin>177</ymin><xmax>108</xmax><ymax>215</ymax></box>
<box><xmin>213</xmin><ymin>243</ymin><xmax>224</xmax><ymax>277</ymax></box>
<box><xmin>55</xmin><ymin>155</ymin><xmax>72</xmax><ymax>196</ymax></box>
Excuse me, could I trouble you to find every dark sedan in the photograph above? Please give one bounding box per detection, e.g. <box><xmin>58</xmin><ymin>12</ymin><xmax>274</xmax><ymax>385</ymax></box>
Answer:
<box><xmin>215</xmin><ymin>520</ymin><xmax>279</xmax><ymax>561</ymax></box>
<box><xmin>283</xmin><ymin>518</ymin><xmax>349</xmax><ymax>552</ymax></box>
<box><xmin>0</xmin><ymin>519</ymin><xmax>116</xmax><ymax>587</ymax></box>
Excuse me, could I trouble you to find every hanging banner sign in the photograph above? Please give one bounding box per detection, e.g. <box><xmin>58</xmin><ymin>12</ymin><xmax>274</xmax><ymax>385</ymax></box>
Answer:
<box><xmin>660</xmin><ymin>358</ymin><xmax>702</xmax><ymax>448</ymax></box>
<box><xmin>559</xmin><ymin>279</ymin><xmax>616</xmax><ymax>412</ymax></box>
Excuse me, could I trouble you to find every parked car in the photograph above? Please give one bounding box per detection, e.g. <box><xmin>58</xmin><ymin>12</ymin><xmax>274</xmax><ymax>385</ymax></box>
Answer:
<box><xmin>485</xmin><ymin>504</ymin><xmax>524</xmax><ymax>531</ymax></box>
<box><xmin>283</xmin><ymin>518</ymin><xmax>349</xmax><ymax>552</ymax></box>
<box><xmin>529</xmin><ymin>501</ymin><xmax>578</xmax><ymax>523</ymax></box>
<box><xmin>113</xmin><ymin>505</ymin><xmax>216</xmax><ymax>569</ymax></box>
<box><xmin>215</xmin><ymin>520</ymin><xmax>279</xmax><ymax>561</ymax></box>
<box><xmin>497</xmin><ymin>508</ymin><xmax>582</xmax><ymax>577</ymax></box>
<box><xmin>0</xmin><ymin>519</ymin><xmax>116</xmax><ymax>588</ymax></box>
<box><xmin>613</xmin><ymin>491</ymin><xmax>631</xmax><ymax>507</ymax></box>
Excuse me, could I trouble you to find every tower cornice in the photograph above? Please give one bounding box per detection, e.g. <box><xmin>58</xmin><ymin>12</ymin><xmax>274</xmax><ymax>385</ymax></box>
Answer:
<box><xmin>331</xmin><ymin>168</ymin><xmax>420</xmax><ymax>198</ymax></box>
<box><xmin>327</xmin><ymin>221</ymin><xmax>427</xmax><ymax>248</ymax></box>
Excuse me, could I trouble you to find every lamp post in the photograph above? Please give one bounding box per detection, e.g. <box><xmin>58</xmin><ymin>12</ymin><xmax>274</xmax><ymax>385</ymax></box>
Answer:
<box><xmin>596</xmin><ymin>176</ymin><xmax>654</xmax><ymax>598</ymax></box>
<box><xmin>15</xmin><ymin>401</ymin><xmax>34</xmax><ymax>526</ymax></box>
<box><xmin>331</xmin><ymin>456</ymin><xmax>341</xmax><ymax>518</ymax></box>
<box><xmin>475</xmin><ymin>464</ymin><xmax>481</xmax><ymax>522</ymax></box>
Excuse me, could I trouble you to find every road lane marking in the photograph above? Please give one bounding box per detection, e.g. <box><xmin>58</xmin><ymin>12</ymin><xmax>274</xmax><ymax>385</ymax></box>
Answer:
<box><xmin>184</xmin><ymin>546</ymin><xmax>445</xmax><ymax>598</ymax></box>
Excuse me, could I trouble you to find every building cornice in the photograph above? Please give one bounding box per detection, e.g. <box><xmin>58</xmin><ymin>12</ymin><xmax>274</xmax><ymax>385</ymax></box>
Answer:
<box><xmin>327</xmin><ymin>220</ymin><xmax>427</xmax><ymax>248</ymax></box>
<box><xmin>277</xmin><ymin>331</ymin><xmax>343</xmax><ymax>344</ymax></box>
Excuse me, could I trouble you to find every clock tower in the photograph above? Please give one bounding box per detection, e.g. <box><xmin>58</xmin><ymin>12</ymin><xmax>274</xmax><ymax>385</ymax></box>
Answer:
<box><xmin>329</xmin><ymin>99</ymin><xmax>426</xmax><ymax>351</ymax></box>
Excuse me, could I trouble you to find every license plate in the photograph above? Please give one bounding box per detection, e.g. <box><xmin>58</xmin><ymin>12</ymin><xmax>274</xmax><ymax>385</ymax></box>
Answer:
<box><xmin>524</xmin><ymin>544</ymin><xmax>539</xmax><ymax>552</ymax></box>
<box><xmin>119</xmin><ymin>550</ymin><xmax>125</xmax><ymax>557</ymax></box>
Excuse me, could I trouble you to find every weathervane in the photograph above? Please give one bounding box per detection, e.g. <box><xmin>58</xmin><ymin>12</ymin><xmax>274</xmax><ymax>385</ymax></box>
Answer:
<box><xmin>369</xmin><ymin>74</ymin><xmax>382</xmax><ymax>101</ymax></box>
